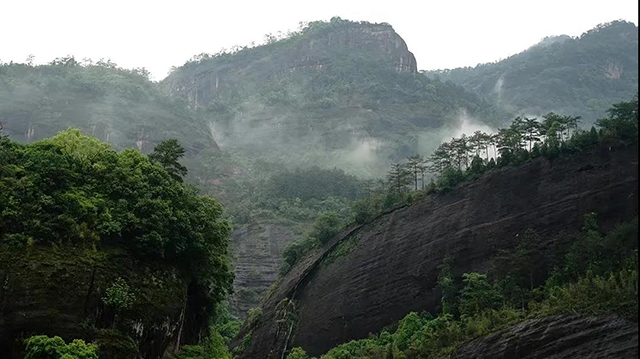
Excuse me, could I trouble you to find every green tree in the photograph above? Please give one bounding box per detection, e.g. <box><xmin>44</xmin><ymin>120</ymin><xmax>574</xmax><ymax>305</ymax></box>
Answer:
<box><xmin>24</xmin><ymin>336</ymin><xmax>98</xmax><ymax>359</ymax></box>
<box><xmin>596</xmin><ymin>96</ymin><xmax>638</xmax><ymax>143</ymax></box>
<box><xmin>287</xmin><ymin>347</ymin><xmax>310</xmax><ymax>359</ymax></box>
<box><xmin>387</xmin><ymin>163</ymin><xmax>410</xmax><ymax>193</ymax></box>
<box><xmin>459</xmin><ymin>273</ymin><xmax>502</xmax><ymax>317</ymax></box>
<box><xmin>406</xmin><ymin>155</ymin><xmax>425</xmax><ymax>191</ymax></box>
<box><xmin>149</xmin><ymin>139</ymin><xmax>188</xmax><ymax>182</ymax></box>
<box><xmin>437</xmin><ymin>255</ymin><xmax>457</xmax><ymax>315</ymax></box>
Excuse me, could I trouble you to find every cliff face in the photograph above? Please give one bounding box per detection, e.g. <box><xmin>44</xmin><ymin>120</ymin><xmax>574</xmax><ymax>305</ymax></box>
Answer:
<box><xmin>451</xmin><ymin>315</ymin><xmax>638</xmax><ymax>358</ymax></box>
<box><xmin>163</xmin><ymin>21</ymin><xmax>418</xmax><ymax>109</ymax></box>
<box><xmin>230</xmin><ymin>221</ymin><xmax>300</xmax><ymax>318</ymax></box>
<box><xmin>0</xmin><ymin>245</ymin><xmax>202</xmax><ymax>359</ymax></box>
<box><xmin>289</xmin><ymin>23</ymin><xmax>417</xmax><ymax>74</ymax></box>
<box><xmin>232</xmin><ymin>145</ymin><xmax>638</xmax><ymax>358</ymax></box>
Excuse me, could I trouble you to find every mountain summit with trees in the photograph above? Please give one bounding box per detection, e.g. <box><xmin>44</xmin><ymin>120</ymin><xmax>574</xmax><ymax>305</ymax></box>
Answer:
<box><xmin>425</xmin><ymin>20</ymin><xmax>638</xmax><ymax>122</ymax></box>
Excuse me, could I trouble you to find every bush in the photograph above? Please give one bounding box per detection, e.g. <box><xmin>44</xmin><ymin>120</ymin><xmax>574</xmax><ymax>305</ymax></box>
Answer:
<box><xmin>24</xmin><ymin>336</ymin><xmax>98</xmax><ymax>359</ymax></box>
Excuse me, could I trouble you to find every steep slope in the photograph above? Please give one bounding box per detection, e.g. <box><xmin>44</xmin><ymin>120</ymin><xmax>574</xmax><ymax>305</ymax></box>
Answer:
<box><xmin>165</xmin><ymin>17</ymin><xmax>510</xmax><ymax>318</ymax></box>
<box><xmin>426</xmin><ymin>20</ymin><xmax>638</xmax><ymax>122</ymax></box>
<box><xmin>162</xmin><ymin>17</ymin><xmax>508</xmax><ymax>174</ymax></box>
<box><xmin>451</xmin><ymin>315</ymin><xmax>638</xmax><ymax>359</ymax></box>
<box><xmin>231</xmin><ymin>144</ymin><xmax>638</xmax><ymax>358</ymax></box>
<box><xmin>0</xmin><ymin>60</ymin><xmax>215</xmax><ymax>153</ymax></box>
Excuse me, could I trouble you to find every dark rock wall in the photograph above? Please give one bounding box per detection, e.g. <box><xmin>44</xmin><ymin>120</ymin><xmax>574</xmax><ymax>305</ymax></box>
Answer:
<box><xmin>230</xmin><ymin>221</ymin><xmax>299</xmax><ymax>318</ymax></box>
<box><xmin>233</xmin><ymin>145</ymin><xmax>638</xmax><ymax>358</ymax></box>
<box><xmin>451</xmin><ymin>315</ymin><xmax>638</xmax><ymax>359</ymax></box>
<box><xmin>0</xmin><ymin>245</ymin><xmax>201</xmax><ymax>359</ymax></box>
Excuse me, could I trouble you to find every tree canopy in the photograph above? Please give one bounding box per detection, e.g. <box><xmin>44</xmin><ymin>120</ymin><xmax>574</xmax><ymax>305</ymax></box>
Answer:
<box><xmin>0</xmin><ymin>129</ymin><xmax>233</xmax><ymax>309</ymax></box>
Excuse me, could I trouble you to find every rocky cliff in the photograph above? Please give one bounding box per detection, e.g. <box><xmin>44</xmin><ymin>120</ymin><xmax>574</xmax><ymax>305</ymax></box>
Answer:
<box><xmin>0</xmin><ymin>245</ymin><xmax>202</xmax><ymax>359</ymax></box>
<box><xmin>451</xmin><ymin>314</ymin><xmax>638</xmax><ymax>358</ymax></box>
<box><xmin>163</xmin><ymin>19</ymin><xmax>418</xmax><ymax>109</ymax></box>
<box><xmin>231</xmin><ymin>145</ymin><xmax>638</xmax><ymax>358</ymax></box>
<box><xmin>230</xmin><ymin>221</ymin><xmax>302</xmax><ymax>318</ymax></box>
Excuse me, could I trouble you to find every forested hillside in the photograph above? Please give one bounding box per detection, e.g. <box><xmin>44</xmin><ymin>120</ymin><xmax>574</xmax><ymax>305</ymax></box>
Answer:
<box><xmin>162</xmin><ymin>17</ymin><xmax>508</xmax><ymax>175</ymax></box>
<box><xmin>425</xmin><ymin>20</ymin><xmax>638</xmax><ymax>122</ymax></box>
<box><xmin>0</xmin><ymin>59</ymin><xmax>215</xmax><ymax>153</ymax></box>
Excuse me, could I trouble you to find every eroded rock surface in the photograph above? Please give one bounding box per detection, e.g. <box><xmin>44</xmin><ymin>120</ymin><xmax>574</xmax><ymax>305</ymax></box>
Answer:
<box><xmin>232</xmin><ymin>145</ymin><xmax>638</xmax><ymax>358</ymax></box>
<box><xmin>452</xmin><ymin>315</ymin><xmax>638</xmax><ymax>359</ymax></box>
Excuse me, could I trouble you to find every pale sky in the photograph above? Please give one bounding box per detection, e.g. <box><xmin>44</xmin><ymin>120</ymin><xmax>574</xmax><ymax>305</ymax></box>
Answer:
<box><xmin>2</xmin><ymin>0</ymin><xmax>638</xmax><ymax>81</ymax></box>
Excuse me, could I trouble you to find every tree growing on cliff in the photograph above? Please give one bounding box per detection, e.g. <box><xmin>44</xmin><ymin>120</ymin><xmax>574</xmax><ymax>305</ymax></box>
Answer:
<box><xmin>24</xmin><ymin>335</ymin><xmax>98</xmax><ymax>359</ymax></box>
<box><xmin>596</xmin><ymin>95</ymin><xmax>638</xmax><ymax>143</ymax></box>
<box><xmin>459</xmin><ymin>273</ymin><xmax>502</xmax><ymax>317</ymax></box>
<box><xmin>406</xmin><ymin>155</ymin><xmax>426</xmax><ymax>191</ymax></box>
<box><xmin>149</xmin><ymin>138</ymin><xmax>188</xmax><ymax>182</ymax></box>
<box><xmin>387</xmin><ymin>163</ymin><xmax>411</xmax><ymax>193</ymax></box>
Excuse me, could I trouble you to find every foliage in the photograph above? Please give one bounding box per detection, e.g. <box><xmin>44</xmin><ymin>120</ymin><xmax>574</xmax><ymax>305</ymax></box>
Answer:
<box><xmin>302</xmin><ymin>215</ymin><xmax>638</xmax><ymax>358</ymax></box>
<box><xmin>458</xmin><ymin>273</ymin><xmax>502</xmax><ymax>317</ymax></box>
<box><xmin>596</xmin><ymin>95</ymin><xmax>639</xmax><ymax>143</ymax></box>
<box><xmin>380</xmin><ymin>97</ymin><xmax>639</xmax><ymax>196</ymax></box>
<box><xmin>149</xmin><ymin>139</ymin><xmax>188</xmax><ymax>182</ymax></box>
<box><xmin>426</xmin><ymin>20</ymin><xmax>638</xmax><ymax>122</ymax></box>
<box><xmin>102</xmin><ymin>277</ymin><xmax>135</xmax><ymax>310</ymax></box>
<box><xmin>280</xmin><ymin>210</ymin><xmax>347</xmax><ymax>275</ymax></box>
<box><xmin>246</xmin><ymin>307</ymin><xmax>263</xmax><ymax>327</ymax></box>
<box><xmin>0</xmin><ymin>129</ymin><xmax>233</xmax><ymax>325</ymax></box>
<box><xmin>286</xmin><ymin>347</ymin><xmax>310</xmax><ymax>359</ymax></box>
<box><xmin>0</xmin><ymin>59</ymin><xmax>213</xmax><ymax>153</ymax></box>
<box><xmin>24</xmin><ymin>335</ymin><xmax>98</xmax><ymax>359</ymax></box>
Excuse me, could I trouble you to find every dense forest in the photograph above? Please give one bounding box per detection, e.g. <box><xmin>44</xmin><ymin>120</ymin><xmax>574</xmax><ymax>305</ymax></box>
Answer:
<box><xmin>0</xmin><ymin>60</ymin><xmax>214</xmax><ymax>153</ymax></box>
<box><xmin>425</xmin><ymin>20</ymin><xmax>638</xmax><ymax>122</ymax></box>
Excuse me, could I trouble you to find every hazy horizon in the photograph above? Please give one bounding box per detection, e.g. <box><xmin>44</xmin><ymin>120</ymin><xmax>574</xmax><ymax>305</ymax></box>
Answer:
<box><xmin>2</xmin><ymin>0</ymin><xmax>638</xmax><ymax>80</ymax></box>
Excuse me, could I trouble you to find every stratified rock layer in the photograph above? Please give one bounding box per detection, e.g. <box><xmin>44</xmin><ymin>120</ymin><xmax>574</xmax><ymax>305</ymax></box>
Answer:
<box><xmin>230</xmin><ymin>221</ymin><xmax>299</xmax><ymax>318</ymax></box>
<box><xmin>452</xmin><ymin>315</ymin><xmax>638</xmax><ymax>359</ymax></box>
<box><xmin>232</xmin><ymin>145</ymin><xmax>638</xmax><ymax>358</ymax></box>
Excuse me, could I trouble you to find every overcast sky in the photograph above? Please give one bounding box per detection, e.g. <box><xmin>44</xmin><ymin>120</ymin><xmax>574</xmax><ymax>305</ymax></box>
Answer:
<box><xmin>2</xmin><ymin>0</ymin><xmax>637</xmax><ymax>80</ymax></box>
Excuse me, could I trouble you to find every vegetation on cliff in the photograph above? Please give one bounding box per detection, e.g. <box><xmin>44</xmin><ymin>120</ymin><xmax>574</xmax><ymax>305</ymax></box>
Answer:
<box><xmin>278</xmin><ymin>96</ymin><xmax>638</xmax><ymax>275</ymax></box>
<box><xmin>0</xmin><ymin>130</ymin><xmax>233</xmax><ymax>358</ymax></box>
<box><xmin>286</xmin><ymin>214</ymin><xmax>638</xmax><ymax>358</ymax></box>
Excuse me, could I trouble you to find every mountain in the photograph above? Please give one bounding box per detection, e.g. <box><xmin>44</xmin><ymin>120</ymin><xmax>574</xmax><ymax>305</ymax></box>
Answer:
<box><xmin>0</xmin><ymin>59</ymin><xmax>215</xmax><ymax>153</ymax></box>
<box><xmin>161</xmin><ymin>17</ymin><xmax>511</xmax><ymax>318</ymax></box>
<box><xmin>230</xmin><ymin>143</ymin><xmax>638</xmax><ymax>358</ymax></box>
<box><xmin>162</xmin><ymin>17</ymin><xmax>508</xmax><ymax>175</ymax></box>
<box><xmin>425</xmin><ymin>20</ymin><xmax>638</xmax><ymax>123</ymax></box>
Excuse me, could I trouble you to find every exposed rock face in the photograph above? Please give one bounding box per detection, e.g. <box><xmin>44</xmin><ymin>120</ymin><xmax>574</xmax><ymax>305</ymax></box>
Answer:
<box><xmin>294</xmin><ymin>23</ymin><xmax>418</xmax><ymax>74</ymax></box>
<box><xmin>232</xmin><ymin>145</ymin><xmax>638</xmax><ymax>358</ymax></box>
<box><xmin>163</xmin><ymin>21</ymin><xmax>417</xmax><ymax>109</ymax></box>
<box><xmin>451</xmin><ymin>315</ymin><xmax>638</xmax><ymax>358</ymax></box>
<box><xmin>230</xmin><ymin>221</ymin><xmax>300</xmax><ymax>318</ymax></box>
<box><xmin>0</xmin><ymin>245</ymin><xmax>202</xmax><ymax>359</ymax></box>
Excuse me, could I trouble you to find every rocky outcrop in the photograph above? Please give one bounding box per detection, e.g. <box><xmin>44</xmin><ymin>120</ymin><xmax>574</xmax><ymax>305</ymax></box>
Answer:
<box><xmin>163</xmin><ymin>20</ymin><xmax>418</xmax><ymax>109</ymax></box>
<box><xmin>231</xmin><ymin>145</ymin><xmax>638</xmax><ymax>358</ymax></box>
<box><xmin>293</xmin><ymin>22</ymin><xmax>417</xmax><ymax>73</ymax></box>
<box><xmin>230</xmin><ymin>221</ymin><xmax>300</xmax><ymax>318</ymax></box>
<box><xmin>0</xmin><ymin>245</ymin><xmax>202</xmax><ymax>359</ymax></box>
<box><xmin>451</xmin><ymin>315</ymin><xmax>638</xmax><ymax>358</ymax></box>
